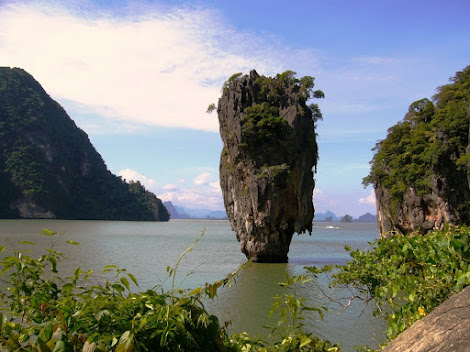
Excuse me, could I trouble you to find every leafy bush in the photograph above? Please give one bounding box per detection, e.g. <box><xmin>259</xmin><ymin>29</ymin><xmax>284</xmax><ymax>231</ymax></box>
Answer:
<box><xmin>0</xmin><ymin>230</ymin><xmax>337</xmax><ymax>352</ymax></box>
<box><xmin>5</xmin><ymin>227</ymin><xmax>468</xmax><ymax>351</ymax></box>
<box><xmin>313</xmin><ymin>226</ymin><xmax>470</xmax><ymax>341</ymax></box>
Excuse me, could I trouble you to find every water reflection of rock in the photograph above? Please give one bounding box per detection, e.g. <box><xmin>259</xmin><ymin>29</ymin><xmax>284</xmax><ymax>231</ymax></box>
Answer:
<box><xmin>208</xmin><ymin>262</ymin><xmax>289</xmax><ymax>337</ymax></box>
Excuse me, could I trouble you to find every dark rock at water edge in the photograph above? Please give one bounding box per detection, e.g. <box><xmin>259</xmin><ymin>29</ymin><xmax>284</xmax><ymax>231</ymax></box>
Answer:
<box><xmin>0</xmin><ymin>67</ymin><xmax>169</xmax><ymax>221</ymax></box>
<box><xmin>217</xmin><ymin>70</ymin><xmax>321</xmax><ymax>262</ymax></box>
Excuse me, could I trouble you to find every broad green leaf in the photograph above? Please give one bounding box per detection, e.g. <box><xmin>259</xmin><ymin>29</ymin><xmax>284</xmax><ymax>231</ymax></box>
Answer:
<box><xmin>115</xmin><ymin>331</ymin><xmax>134</xmax><ymax>352</ymax></box>
<box><xmin>82</xmin><ymin>341</ymin><xmax>97</xmax><ymax>352</ymax></box>
<box><xmin>127</xmin><ymin>273</ymin><xmax>139</xmax><ymax>287</ymax></box>
<box><xmin>52</xmin><ymin>340</ymin><xmax>65</xmax><ymax>352</ymax></box>
<box><xmin>38</xmin><ymin>323</ymin><xmax>53</xmax><ymax>342</ymax></box>
<box><xmin>299</xmin><ymin>337</ymin><xmax>312</xmax><ymax>348</ymax></box>
<box><xmin>66</xmin><ymin>240</ymin><xmax>80</xmax><ymax>246</ymax></box>
<box><xmin>95</xmin><ymin>310</ymin><xmax>110</xmax><ymax>321</ymax></box>
<box><xmin>120</xmin><ymin>277</ymin><xmax>130</xmax><ymax>291</ymax></box>
<box><xmin>36</xmin><ymin>338</ymin><xmax>53</xmax><ymax>352</ymax></box>
<box><xmin>41</xmin><ymin>229</ymin><xmax>54</xmax><ymax>237</ymax></box>
<box><xmin>188</xmin><ymin>287</ymin><xmax>202</xmax><ymax>296</ymax></box>
<box><xmin>49</xmin><ymin>256</ymin><xmax>58</xmax><ymax>273</ymax></box>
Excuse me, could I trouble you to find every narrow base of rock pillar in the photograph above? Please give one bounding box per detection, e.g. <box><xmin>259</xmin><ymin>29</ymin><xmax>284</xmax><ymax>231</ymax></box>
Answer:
<box><xmin>249</xmin><ymin>254</ymin><xmax>288</xmax><ymax>263</ymax></box>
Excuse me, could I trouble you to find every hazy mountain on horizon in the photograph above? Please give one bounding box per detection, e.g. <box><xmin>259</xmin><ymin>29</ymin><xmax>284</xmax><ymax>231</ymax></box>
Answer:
<box><xmin>164</xmin><ymin>201</ymin><xmax>227</xmax><ymax>220</ymax></box>
<box><xmin>354</xmin><ymin>212</ymin><xmax>377</xmax><ymax>223</ymax></box>
<box><xmin>314</xmin><ymin>210</ymin><xmax>339</xmax><ymax>221</ymax></box>
<box><xmin>314</xmin><ymin>210</ymin><xmax>377</xmax><ymax>223</ymax></box>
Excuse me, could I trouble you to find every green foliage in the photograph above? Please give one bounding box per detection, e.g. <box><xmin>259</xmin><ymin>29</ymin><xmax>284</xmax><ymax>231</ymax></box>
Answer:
<box><xmin>222</xmin><ymin>72</ymin><xmax>243</xmax><ymax>93</ymax></box>
<box><xmin>0</xmin><ymin>230</ymin><xmax>229</xmax><ymax>351</ymax></box>
<box><xmin>253</xmin><ymin>71</ymin><xmax>324</xmax><ymax>122</ymax></box>
<box><xmin>230</xmin><ymin>70</ymin><xmax>323</xmax><ymax>173</ymax></box>
<box><xmin>0</xmin><ymin>230</ymin><xmax>338</xmax><ymax>352</ymax></box>
<box><xmin>229</xmin><ymin>274</ymin><xmax>339</xmax><ymax>352</ymax></box>
<box><xmin>207</xmin><ymin>103</ymin><xmax>217</xmax><ymax>113</ymax></box>
<box><xmin>241</xmin><ymin>102</ymin><xmax>291</xmax><ymax>166</ymax></box>
<box><xmin>364</xmin><ymin>66</ymin><xmax>470</xmax><ymax>219</ymax></box>
<box><xmin>322</xmin><ymin>226</ymin><xmax>470</xmax><ymax>340</ymax></box>
<box><xmin>0</xmin><ymin>67</ymin><xmax>169</xmax><ymax>221</ymax></box>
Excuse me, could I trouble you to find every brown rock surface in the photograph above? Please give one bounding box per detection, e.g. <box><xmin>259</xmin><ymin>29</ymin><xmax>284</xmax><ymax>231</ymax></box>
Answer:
<box><xmin>217</xmin><ymin>70</ymin><xmax>321</xmax><ymax>262</ymax></box>
<box><xmin>383</xmin><ymin>285</ymin><xmax>470</xmax><ymax>352</ymax></box>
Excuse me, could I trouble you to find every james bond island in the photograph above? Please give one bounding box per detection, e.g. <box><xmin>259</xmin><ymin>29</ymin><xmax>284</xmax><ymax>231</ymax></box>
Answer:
<box><xmin>215</xmin><ymin>70</ymin><xmax>324</xmax><ymax>263</ymax></box>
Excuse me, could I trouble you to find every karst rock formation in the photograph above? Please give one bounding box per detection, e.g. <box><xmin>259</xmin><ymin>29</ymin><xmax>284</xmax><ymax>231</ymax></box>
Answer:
<box><xmin>217</xmin><ymin>70</ymin><xmax>323</xmax><ymax>262</ymax></box>
<box><xmin>0</xmin><ymin>67</ymin><xmax>169</xmax><ymax>221</ymax></box>
<box><xmin>365</xmin><ymin>66</ymin><xmax>470</xmax><ymax>237</ymax></box>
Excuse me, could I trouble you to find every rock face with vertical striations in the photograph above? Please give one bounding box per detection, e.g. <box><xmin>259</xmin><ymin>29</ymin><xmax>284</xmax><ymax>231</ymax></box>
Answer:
<box><xmin>217</xmin><ymin>70</ymin><xmax>324</xmax><ymax>262</ymax></box>
<box><xmin>364</xmin><ymin>66</ymin><xmax>470</xmax><ymax>237</ymax></box>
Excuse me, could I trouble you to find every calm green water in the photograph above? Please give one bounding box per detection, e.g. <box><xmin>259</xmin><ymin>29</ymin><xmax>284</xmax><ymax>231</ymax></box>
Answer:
<box><xmin>0</xmin><ymin>219</ymin><xmax>387</xmax><ymax>351</ymax></box>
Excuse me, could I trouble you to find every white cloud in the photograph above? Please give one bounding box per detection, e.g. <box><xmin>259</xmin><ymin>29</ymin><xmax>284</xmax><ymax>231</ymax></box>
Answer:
<box><xmin>359</xmin><ymin>189</ymin><xmax>376</xmax><ymax>205</ymax></box>
<box><xmin>162</xmin><ymin>184</ymin><xmax>179</xmax><ymax>191</ymax></box>
<box><xmin>209</xmin><ymin>181</ymin><xmax>220</xmax><ymax>190</ymax></box>
<box><xmin>118</xmin><ymin>168</ymin><xmax>155</xmax><ymax>189</ymax></box>
<box><xmin>313</xmin><ymin>188</ymin><xmax>325</xmax><ymax>201</ymax></box>
<box><xmin>193</xmin><ymin>172</ymin><xmax>212</xmax><ymax>185</ymax></box>
<box><xmin>0</xmin><ymin>2</ymin><xmax>287</xmax><ymax>133</ymax></box>
<box><xmin>158</xmin><ymin>185</ymin><xmax>223</xmax><ymax>210</ymax></box>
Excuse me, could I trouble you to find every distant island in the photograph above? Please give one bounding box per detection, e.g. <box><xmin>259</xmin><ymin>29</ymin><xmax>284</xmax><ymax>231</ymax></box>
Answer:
<box><xmin>314</xmin><ymin>210</ymin><xmax>377</xmax><ymax>223</ymax></box>
<box><xmin>0</xmin><ymin>67</ymin><xmax>169</xmax><ymax>221</ymax></box>
<box><xmin>164</xmin><ymin>201</ymin><xmax>227</xmax><ymax>220</ymax></box>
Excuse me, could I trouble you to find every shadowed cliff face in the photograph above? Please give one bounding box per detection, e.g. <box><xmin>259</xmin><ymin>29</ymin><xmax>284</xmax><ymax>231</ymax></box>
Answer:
<box><xmin>217</xmin><ymin>70</ymin><xmax>321</xmax><ymax>262</ymax></box>
<box><xmin>0</xmin><ymin>67</ymin><xmax>169</xmax><ymax>221</ymax></box>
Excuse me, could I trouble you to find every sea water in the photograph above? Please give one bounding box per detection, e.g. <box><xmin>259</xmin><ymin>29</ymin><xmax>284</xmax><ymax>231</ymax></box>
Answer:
<box><xmin>0</xmin><ymin>219</ymin><xmax>387</xmax><ymax>351</ymax></box>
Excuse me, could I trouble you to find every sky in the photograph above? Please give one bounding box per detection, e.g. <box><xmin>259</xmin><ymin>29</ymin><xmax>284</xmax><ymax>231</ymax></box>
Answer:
<box><xmin>1</xmin><ymin>0</ymin><xmax>469</xmax><ymax>217</ymax></box>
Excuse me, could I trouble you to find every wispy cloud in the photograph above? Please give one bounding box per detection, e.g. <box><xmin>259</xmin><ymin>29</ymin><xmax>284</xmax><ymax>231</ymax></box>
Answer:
<box><xmin>193</xmin><ymin>172</ymin><xmax>212</xmax><ymax>185</ymax></box>
<box><xmin>161</xmin><ymin>184</ymin><xmax>179</xmax><ymax>191</ymax></box>
<box><xmin>359</xmin><ymin>189</ymin><xmax>376</xmax><ymax>205</ymax></box>
<box><xmin>158</xmin><ymin>184</ymin><xmax>223</xmax><ymax>210</ymax></box>
<box><xmin>118</xmin><ymin>168</ymin><xmax>155</xmax><ymax>189</ymax></box>
<box><xmin>0</xmin><ymin>1</ymin><xmax>287</xmax><ymax>133</ymax></box>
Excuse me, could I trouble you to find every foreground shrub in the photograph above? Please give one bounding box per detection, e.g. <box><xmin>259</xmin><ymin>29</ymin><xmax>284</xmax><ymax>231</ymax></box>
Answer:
<box><xmin>0</xmin><ymin>230</ymin><xmax>338</xmax><ymax>352</ymax></box>
<box><xmin>312</xmin><ymin>226</ymin><xmax>470</xmax><ymax>341</ymax></box>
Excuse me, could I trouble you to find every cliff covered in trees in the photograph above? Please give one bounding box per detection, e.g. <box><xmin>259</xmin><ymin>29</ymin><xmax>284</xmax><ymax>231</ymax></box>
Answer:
<box><xmin>0</xmin><ymin>67</ymin><xmax>169</xmax><ymax>221</ymax></box>
<box><xmin>217</xmin><ymin>70</ymin><xmax>324</xmax><ymax>262</ymax></box>
<box><xmin>364</xmin><ymin>66</ymin><xmax>470</xmax><ymax>236</ymax></box>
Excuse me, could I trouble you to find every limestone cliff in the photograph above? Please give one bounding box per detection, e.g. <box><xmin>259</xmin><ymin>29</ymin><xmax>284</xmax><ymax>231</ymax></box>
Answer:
<box><xmin>0</xmin><ymin>67</ymin><xmax>169</xmax><ymax>221</ymax></box>
<box><xmin>217</xmin><ymin>70</ymin><xmax>323</xmax><ymax>262</ymax></box>
<box><xmin>365</xmin><ymin>66</ymin><xmax>470</xmax><ymax>236</ymax></box>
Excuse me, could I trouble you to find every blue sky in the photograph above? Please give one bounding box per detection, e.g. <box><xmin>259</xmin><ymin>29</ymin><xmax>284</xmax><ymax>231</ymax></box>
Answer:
<box><xmin>1</xmin><ymin>0</ymin><xmax>469</xmax><ymax>217</ymax></box>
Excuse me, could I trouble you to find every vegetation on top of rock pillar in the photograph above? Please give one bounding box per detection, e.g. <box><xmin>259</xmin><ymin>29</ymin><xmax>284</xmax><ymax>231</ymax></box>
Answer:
<box><xmin>252</xmin><ymin>70</ymin><xmax>324</xmax><ymax>123</ymax></box>
<box><xmin>237</xmin><ymin>70</ymin><xmax>324</xmax><ymax>168</ymax></box>
<box><xmin>363</xmin><ymin>65</ymin><xmax>470</xmax><ymax>217</ymax></box>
